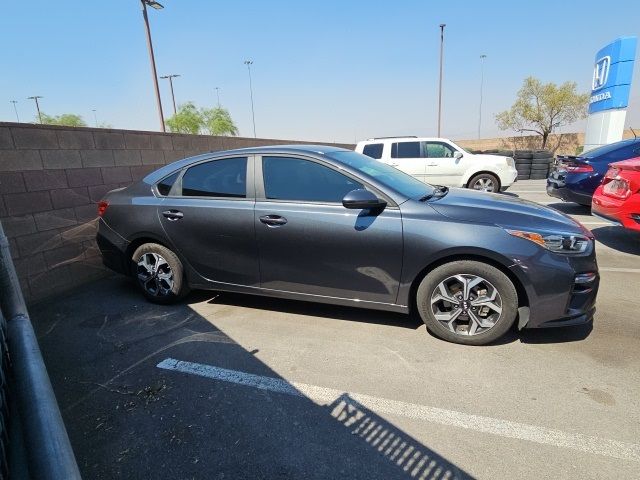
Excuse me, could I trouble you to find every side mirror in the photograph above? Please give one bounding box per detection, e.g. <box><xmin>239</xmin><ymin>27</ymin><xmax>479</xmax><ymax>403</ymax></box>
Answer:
<box><xmin>454</xmin><ymin>151</ymin><xmax>463</xmax><ymax>160</ymax></box>
<box><xmin>342</xmin><ymin>189</ymin><xmax>387</xmax><ymax>210</ymax></box>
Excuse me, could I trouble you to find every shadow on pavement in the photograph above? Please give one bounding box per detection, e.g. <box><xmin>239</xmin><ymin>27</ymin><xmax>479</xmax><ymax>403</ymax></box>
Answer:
<box><xmin>545</xmin><ymin>202</ymin><xmax>591</xmax><ymax>215</ymax></box>
<box><xmin>590</xmin><ymin>226</ymin><xmax>640</xmax><ymax>256</ymax></box>
<box><xmin>30</xmin><ymin>278</ymin><xmax>471</xmax><ymax>480</ymax></box>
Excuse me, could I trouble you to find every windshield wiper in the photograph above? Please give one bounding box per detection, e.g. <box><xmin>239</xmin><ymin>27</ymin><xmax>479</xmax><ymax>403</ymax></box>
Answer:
<box><xmin>419</xmin><ymin>185</ymin><xmax>449</xmax><ymax>202</ymax></box>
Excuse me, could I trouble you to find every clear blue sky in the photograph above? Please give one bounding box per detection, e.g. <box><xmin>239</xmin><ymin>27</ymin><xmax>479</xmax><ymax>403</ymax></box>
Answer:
<box><xmin>1</xmin><ymin>0</ymin><xmax>639</xmax><ymax>143</ymax></box>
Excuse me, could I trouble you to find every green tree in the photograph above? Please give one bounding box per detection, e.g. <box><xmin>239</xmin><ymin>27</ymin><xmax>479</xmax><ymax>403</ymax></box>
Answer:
<box><xmin>165</xmin><ymin>102</ymin><xmax>204</xmax><ymax>134</ymax></box>
<box><xmin>203</xmin><ymin>107</ymin><xmax>239</xmax><ymax>136</ymax></box>
<box><xmin>496</xmin><ymin>77</ymin><xmax>589</xmax><ymax>150</ymax></box>
<box><xmin>39</xmin><ymin>113</ymin><xmax>87</xmax><ymax>127</ymax></box>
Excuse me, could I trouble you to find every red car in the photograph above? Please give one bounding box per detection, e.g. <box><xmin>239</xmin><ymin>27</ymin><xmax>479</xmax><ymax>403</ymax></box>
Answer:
<box><xmin>592</xmin><ymin>157</ymin><xmax>640</xmax><ymax>232</ymax></box>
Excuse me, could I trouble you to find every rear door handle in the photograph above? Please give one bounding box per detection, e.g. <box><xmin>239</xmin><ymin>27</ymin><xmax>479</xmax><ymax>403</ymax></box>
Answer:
<box><xmin>259</xmin><ymin>215</ymin><xmax>287</xmax><ymax>226</ymax></box>
<box><xmin>162</xmin><ymin>210</ymin><xmax>184</xmax><ymax>221</ymax></box>
<box><xmin>427</xmin><ymin>163</ymin><xmax>438</xmax><ymax>166</ymax></box>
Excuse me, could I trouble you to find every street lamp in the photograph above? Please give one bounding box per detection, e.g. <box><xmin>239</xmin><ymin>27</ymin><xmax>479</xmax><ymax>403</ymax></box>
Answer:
<box><xmin>92</xmin><ymin>109</ymin><xmax>98</xmax><ymax>127</ymax></box>
<box><xmin>437</xmin><ymin>24</ymin><xmax>446</xmax><ymax>137</ymax></box>
<box><xmin>160</xmin><ymin>74</ymin><xmax>181</xmax><ymax>115</ymax></box>
<box><xmin>478</xmin><ymin>54</ymin><xmax>487</xmax><ymax>139</ymax></box>
<box><xmin>244</xmin><ymin>60</ymin><xmax>256</xmax><ymax>138</ymax></box>
<box><xmin>10</xmin><ymin>100</ymin><xmax>19</xmax><ymax>123</ymax></box>
<box><xmin>27</xmin><ymin>96</ymin><xmax>43</xmax><ymax>124</ymax></box>
<box><xmin>140</xmin><ymin>0</ymin><xmax>165</xmax><ymax>132</ymax></box>
<box><xmin>215</xmin><ymin>87</ymin><xmax>221</xmax><ymax>107</ymax></box>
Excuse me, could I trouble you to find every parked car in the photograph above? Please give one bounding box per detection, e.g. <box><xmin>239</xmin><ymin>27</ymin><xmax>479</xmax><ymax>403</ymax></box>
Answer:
<box><xmin>355</xmin><ymin>137</ymin><xmax>517</xmax><ymax>192</ymax></box>
<box><xmin>547</xmin><ymin>138</ymin><xmax>640</xmax><ymax>206</ymax></box>
<box><xmin>591</xmin><ymin>157</ymin><xmax>640</xmax><ymax>232</ymax></box>
<box><xmin>97</xmin><ymin>146</ymin><xmax>598</xmax><ymax>346</ymax></box>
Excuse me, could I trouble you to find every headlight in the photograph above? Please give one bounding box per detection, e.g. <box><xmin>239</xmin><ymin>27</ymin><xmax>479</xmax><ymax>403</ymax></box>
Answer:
<box><xmin>506</xmin><ymin>229</ymin><xmax>591</xmax><ymax>254</ymax></box>
<box><xmin>506</xmin><ymin>157</ymin><xmax>515</xmax><ymax>168</ymax></box>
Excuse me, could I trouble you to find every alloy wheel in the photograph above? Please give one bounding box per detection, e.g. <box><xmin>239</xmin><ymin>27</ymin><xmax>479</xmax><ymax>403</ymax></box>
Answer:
<box><xmin>137</xmin><ymin>252</ymin><xmax>174</xmax><ymax>297</ymax></box>
<box><xmin>472</xmin><ymin>177</ymin><xmax>495</xmax><ymax>192</ymax></box>
<box><xmin>430</xmin><ymin>274</ymin><xmax>503</xmax><ymax>336</ymax></box>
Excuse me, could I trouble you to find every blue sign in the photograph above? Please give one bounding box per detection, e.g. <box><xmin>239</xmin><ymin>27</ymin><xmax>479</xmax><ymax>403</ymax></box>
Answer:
<box><xmin>589</xmin><ymin>36</ymin><xmax>637</xmax><ymax>114</ymax></box>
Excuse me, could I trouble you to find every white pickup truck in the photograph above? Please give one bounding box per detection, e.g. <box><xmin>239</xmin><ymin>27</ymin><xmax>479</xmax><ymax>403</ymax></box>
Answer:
<box><xmin>355</xmin><ymin>136</ymin><xmax>518</xmax><ymax>192</ymax></box>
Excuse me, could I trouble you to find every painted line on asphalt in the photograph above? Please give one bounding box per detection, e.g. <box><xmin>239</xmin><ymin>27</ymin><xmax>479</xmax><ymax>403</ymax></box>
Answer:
<box><xmin>157</xmin><ymin>357</ymin><xmax>640</xmax><ymax>462</ymax></box>
<box><xmin>599</xmin><ymin>267</ymin><xmax>640</xmax><ymax>274</ymax></box>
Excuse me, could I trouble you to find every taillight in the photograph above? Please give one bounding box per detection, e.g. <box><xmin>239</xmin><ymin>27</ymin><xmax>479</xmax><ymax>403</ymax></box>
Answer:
<box><xmin>602</xmin><ymin>177</ymin><xmax>631</xmax><ymax>199</ymax></box>
<box><xmin>97</xmin><ymin>200</ymin><xmax>109</xmax><ymax>217</ymax></box>
<box><xmin>565</xmin><ymin>163</ymin><xmax>593</xmax><ymax>173</ymax></box>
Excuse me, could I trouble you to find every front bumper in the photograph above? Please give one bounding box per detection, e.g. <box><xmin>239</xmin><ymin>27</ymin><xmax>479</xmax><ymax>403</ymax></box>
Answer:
<box><xmin>509</xmin><ymin>248</ymin><xmax>599</xmax><ymax>330</ymax></box>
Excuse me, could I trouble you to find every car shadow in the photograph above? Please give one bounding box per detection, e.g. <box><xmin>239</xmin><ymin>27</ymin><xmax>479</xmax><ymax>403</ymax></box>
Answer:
<box><xmin>31</xmin><ymin>277</ymin><xmax>473</xmax><ymax>480</ymax></box>
<box><xmin>202</xmin><ymin>290</ymin><xmax>592</xmax><ymax>346</ymax></box>
<box><xmin>590</xmin><ymin>226</ymin><xmax>640</xmax><ymax>255</ymax></box>
<box><xmin>545</xmin><ymin>202</ymin><xmax>591</xmax><ymax>215</ymax></box>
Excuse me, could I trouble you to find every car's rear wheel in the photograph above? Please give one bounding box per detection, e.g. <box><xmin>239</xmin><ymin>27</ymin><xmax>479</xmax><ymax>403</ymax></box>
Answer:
<box><xmin>416</xmin><ymin>261</ymin><xmax>518</xmax><ymax>345</ymax></box>
<box><xmin>132</xmin><ymin>243</ymin><xmax>189</xmax><ymax>304</ymax></box>
<box><xmin>467</xmin><ymin>173</ymin><xmax>500</xmax><ymax>193</ymax></box>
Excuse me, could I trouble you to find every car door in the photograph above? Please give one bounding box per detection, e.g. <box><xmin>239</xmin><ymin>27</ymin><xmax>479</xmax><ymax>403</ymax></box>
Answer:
<box><xmin>254</xmin><ymin>155</ymin><xmax>403</xmax><ymax>305</ymax></box>
<box><xmin>158</xmin><ymin>155</ymin><xmax>260</xmax><ymax>287</ymax></box>
<box><xmin>423</xmin><ymin>141</ymin><xmax>465</xmax><ymax>185</ymax></box>
<box><xmin>388</xmin><ymin>141</ymin><xmax>428</xmax><ymax>182</ymax></box>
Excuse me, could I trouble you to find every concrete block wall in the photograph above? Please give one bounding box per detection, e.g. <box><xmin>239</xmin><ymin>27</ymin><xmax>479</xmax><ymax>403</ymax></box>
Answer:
<box><xmin>0</xmin><ymin>122</ymin><xmax>354</xmax><ymax>303</ymax></box>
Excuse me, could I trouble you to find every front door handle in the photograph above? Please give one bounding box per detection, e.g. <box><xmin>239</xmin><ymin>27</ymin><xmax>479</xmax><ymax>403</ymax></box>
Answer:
<box><xmin>259</xmin><ymin>215</ymin><xmax>287</xmax><ymax>226</ymax></box>
<box><xmin>162</xmin><ymin>210</ymin><xmax>184</xmax><ymax>221</ymax></box>
<box><xmin>427</xmin><ymin>163</ymin><xmax>438</xmax><ymax>166</ymax></box>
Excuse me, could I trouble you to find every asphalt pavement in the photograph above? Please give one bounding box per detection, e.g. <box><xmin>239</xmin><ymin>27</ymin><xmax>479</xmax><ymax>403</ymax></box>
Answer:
<box><xmin>31</xmin><ymin>179</ymin><xmax>640</xmax><ymax>480</ymax></box>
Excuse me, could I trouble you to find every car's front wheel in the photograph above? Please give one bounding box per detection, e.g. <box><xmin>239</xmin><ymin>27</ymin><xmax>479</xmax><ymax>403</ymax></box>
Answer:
<box><xmin>416</xmin><ymin>260</ymin><xmax>517</xmax><ymax>345</ymax></box>
<box><xmin>132</xmin><ymin>243</ymin><xmax>189</xmax><ymax>304</ymax></box>
<box><xmin>467</xmin><ymin>173</ymin><xmax>500</xmax><ymax>192</ymax></box>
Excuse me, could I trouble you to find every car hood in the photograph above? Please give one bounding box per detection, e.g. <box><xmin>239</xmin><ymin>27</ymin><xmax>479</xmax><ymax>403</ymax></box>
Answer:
<box><xmin>428</xmin><ymin>188</ymin><xmax>587</xmax><ymax>234</ymax></box>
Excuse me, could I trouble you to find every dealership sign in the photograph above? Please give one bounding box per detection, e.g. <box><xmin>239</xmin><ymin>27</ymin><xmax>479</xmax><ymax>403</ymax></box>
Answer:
<box><xmin>588</xmin><ymin>37</ymin><xmax>637</xmax><ymax>114</ymax></box>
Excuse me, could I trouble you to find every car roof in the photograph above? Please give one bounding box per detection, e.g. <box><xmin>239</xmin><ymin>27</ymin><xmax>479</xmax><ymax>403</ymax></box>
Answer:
<box><xmin>143</xmin><ymin>144</ymin><xmax>350</xmax><ymax>184</ymax></box>
<box><xmin>358</xmin><ymin>137</ymin><xmax>452</xmax><ymax>144</ymax></box>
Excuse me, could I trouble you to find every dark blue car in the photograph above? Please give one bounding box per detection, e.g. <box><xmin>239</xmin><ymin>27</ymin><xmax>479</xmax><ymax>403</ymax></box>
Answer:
<box><xmin>547</xmin><ymin>138</ymin><xmax>640</xmax><ymax>206</ymax></box>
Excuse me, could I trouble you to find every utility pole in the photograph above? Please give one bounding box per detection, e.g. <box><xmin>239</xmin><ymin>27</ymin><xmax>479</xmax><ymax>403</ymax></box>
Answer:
<box><xmin>27</xmin><ymin>96</ymin><xmax>43</xmax><ymax>124</ymax></box>
<box><xmin>478</xmin><ymin>54</ymin><xmax>487</xmax><ymax>139</ymax></box>
<box><xmin>10</xmin><ymin>100</ymin><xmax>19</xmax><ymax>123</ymax></box>
<box><xmin>140</xmin><ymin>0</ymin><xmax>165</xmax><ymax>131</ymax></box>
<box><xmin>437</xmin><ymin>24</ymin><xmax>446</xmax><ymax>137</ymax></box>
<box><xmin>244</xmin><ymin>60</ymin><xmax>256</xmax><ymax>138</ymax></box>
<box><xmin>160</xmin><ymin>74</ymin><xmax>181</xmax><ymax>115</ymax></box>
<box><xmin>215</xmin><ymin>87</ymin><xmax>221</xmax><ymax>107</ymax></box>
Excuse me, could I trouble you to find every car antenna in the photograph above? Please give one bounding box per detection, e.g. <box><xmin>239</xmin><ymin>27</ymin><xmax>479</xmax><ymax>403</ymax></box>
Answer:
<box><xmin>630</xmin><ymin>127</ymin><xmax>637</xmax><ymax>139</ymax></box>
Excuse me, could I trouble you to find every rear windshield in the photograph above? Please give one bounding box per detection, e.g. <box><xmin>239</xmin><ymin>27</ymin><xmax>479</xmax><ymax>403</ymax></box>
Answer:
<box><xmin>582</xmin><ymin>139</ymin><xmax>637</xmax><ymax>158</ymax></box>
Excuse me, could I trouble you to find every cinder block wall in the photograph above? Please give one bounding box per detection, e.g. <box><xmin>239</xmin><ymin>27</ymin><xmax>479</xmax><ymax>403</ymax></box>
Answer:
<box><xmin>0</xmin><ymin>122</ymin><xmax>354</xmax><ymax>303</ymax></box>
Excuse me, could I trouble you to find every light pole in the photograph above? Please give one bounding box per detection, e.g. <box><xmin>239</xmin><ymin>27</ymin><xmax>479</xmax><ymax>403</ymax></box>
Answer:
<box><xmin>10</xmin><ymin>100</ymin><xmax>19</xmax><ymax>123</ymax></box>
<box><xmin>478</xmin><ymin>54</ymin><xmax>487</xmax><ymax>139</ymax></box>
<box><xmin>215</xmin><ymin>87</ymin><xmax>221</xmax><ymax>107</ymax></box>
<box><xmin>244</xmin><ymin>60</ymin><xmax>256</xmax><ymax>138</ymax></box>
<box><xmin>92</xmin><ymin>109</ymin><xmax>98</xmax><ymax>127</ymax></box>
<box><xmin>160</xmin><ymin>74</ymin><xmax>180</xmax><ymax>115</ymax></box>
<box><xmin>140</xmin><ymin>0</ymin><xmax>165</xmax><ymax>132</ymax></box>
<box><xmin>27</xmin><ymin>96</ymin><xmax>43</xmax><ymax>124</ymax></box>
<box><xmin>437</xmin><ymin>24</ymin><xmax>446</xmax><ymax>137</ymax></box>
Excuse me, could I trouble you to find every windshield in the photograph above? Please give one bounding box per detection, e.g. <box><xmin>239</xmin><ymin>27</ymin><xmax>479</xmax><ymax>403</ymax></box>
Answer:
<box><xmin>328</xmin><ymin>150</ymin><xmax>434</xmax><ymax>199</ymax></box>
<box><xmin>581</xmin><ymin>139</ymin><xmax>636</xmax><ymax>158</ymax></box>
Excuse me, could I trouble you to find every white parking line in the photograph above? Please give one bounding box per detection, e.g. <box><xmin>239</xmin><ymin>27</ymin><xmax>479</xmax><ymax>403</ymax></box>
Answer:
<box><xmin>157</xmin><ymin>357</ymin><xmax>640</xmax><ymax>462</ymax></box>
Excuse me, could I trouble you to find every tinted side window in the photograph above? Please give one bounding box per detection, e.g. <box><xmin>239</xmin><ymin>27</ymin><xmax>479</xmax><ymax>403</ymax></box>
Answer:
<box><xmin>181</xmin><ymin>157</ymin><xmax>247</xmax><ymax>198</ymax></box>
<box><xmin>263</xmin><ymin>156</ymin><xmax>363</xmax><ymax>203</ymax></box>
<box><xmin>157</xmin><ymin>172</ymin><xmax>179</xmax><ymax>196</ymax></box>
<box><xmin>391</xmin><ymin>141</ymin><xmax>421</xmax><ymax>158</ymax></box>
<box><xmin>362</xmin><ymin>143</ymin><xmax>384</xmax><ymax>159</ymax></box>
<box><xmin>424</xmin><ymin>142</ymin><xmax>456</xmax><ymax>158</ymax></box>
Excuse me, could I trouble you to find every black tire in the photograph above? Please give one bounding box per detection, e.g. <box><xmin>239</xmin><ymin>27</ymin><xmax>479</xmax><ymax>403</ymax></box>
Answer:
<box><xmin>516</xmin><ymin>166</ymin><xmax>531</xmax><ymax>174</ymax></box>
<box><xmin>467</xmin><ymin>172</ymin><xmax>501</xmax><ymax>192</ymax></box>
<box><xmin>529</xmin><ymin>172</ymin><xmax>548</xmax><ymax>179</ymax></box>
<box><xmin>514</xmin><ymin>150</ymin><xmax>533</xmax><ymax>160</ymax></box>
<box><xmin>532</xmin><ymin>150</ymin><xmax>552</xmax><ymax>159</ymax></box>
<box><xmin>531</xmin><ymin>157</ymin><xmax>553</xmax><ymax>165</ymax></box>
<box><xmin>516</xmin><ymin>174</ymin><xmax>530</xmax><ymax>180</ymax></box>
<box><xmin>515</xmin><ymin>158</ymin><xmax>532</xmax><ymax>165</ymax></box>
<box><xmin>530</xmin><ymin>164</ymin><xmax>550</xmax><ymax>171</ymax></box>
<box><xmin>416</xmin><ymin>261</ymin><xmax>518</xmax><ymax>345</ymax></box>
<box><xmin>132</xmin><ymin>243</ymin><xmax>190</xmax><ymax>304</ymax></box>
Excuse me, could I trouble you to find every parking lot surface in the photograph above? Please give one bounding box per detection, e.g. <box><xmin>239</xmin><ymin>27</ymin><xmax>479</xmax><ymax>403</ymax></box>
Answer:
<box><xmin>31</xmin><ymin>180</ymin><xmax>640</xmax><ymax>479</ymax></box>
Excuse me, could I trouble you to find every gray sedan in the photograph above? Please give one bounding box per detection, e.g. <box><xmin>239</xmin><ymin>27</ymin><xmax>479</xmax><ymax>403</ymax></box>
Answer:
<box><xmin>96</xmin><ymin>145</ymin><xmax>599</xmax><ymax>345</ymax></box>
